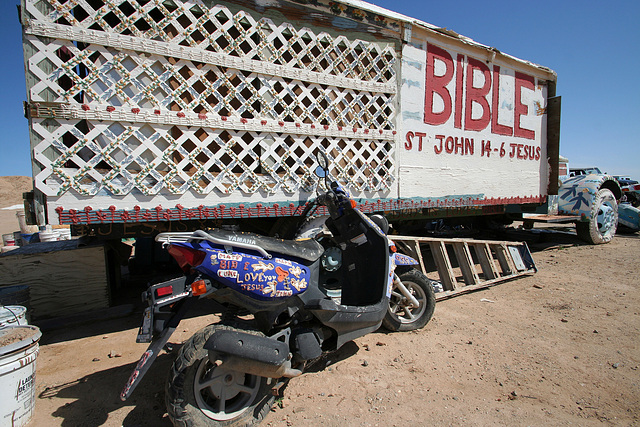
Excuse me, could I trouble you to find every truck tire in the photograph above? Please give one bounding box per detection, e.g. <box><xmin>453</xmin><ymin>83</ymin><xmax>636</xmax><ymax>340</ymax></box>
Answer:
<box><xmin>383</xmin><ymin>269</ymin><xmax>436</xmax><ymax>332</ymax></box>
<box><xmin>166</xmin><ymin>324</ymin><xmax>275</xmax><ymax>427</ymax></box>
<box><xmin>575</xmin><ymin>188</ymin><xmax>618</xmax><ymax>244</ymax></box>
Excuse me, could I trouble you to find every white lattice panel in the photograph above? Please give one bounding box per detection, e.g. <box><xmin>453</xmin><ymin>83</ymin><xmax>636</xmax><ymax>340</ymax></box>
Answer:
<box><xmin>24</xmin><ymin>0</ymin><xmax>396</xmax><ymax>84</ymax></box>
<box><xmin>24</xmin><ymin>34</ymin><xmax>395</xmax><ymax>128</ymax></box>
<box><xmin>31</xmin><ymin>116</ymin><xmax>394</xmax><ymax>197</ymax></box>
<box><xmin>22</xmin><ymin>0</ymin><xmax>398</xmax><ymax>204</ymax></box>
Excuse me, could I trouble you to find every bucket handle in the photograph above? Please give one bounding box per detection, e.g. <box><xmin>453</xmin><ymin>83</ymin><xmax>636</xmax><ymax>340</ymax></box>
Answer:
<box><xmin>1</xmin><ymin>305</ymin><xmax>20</xmax><ymax>325</ymax></box>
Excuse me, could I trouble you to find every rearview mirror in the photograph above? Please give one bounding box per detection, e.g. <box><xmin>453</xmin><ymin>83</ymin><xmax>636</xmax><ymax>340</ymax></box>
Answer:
<box><xmin>316</xmin><ymin>151</ymin><xmax>329</xmax><ymax>170</ymax></box>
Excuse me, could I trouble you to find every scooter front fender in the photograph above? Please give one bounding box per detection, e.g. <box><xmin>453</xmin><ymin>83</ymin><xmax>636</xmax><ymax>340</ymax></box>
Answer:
<box><xmin>386</xmin><ymin>252</ymin><xmax>419</xmax><ymax>298</ymax></box>
<box><xmin>392</xmin><ymin>252</ymin><xmax>419</xmax><ymax>266</ymax></box>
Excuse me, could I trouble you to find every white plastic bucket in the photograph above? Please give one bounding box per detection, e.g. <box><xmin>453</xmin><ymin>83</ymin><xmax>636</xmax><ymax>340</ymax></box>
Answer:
<box><xmin>2</xmin><ymin>234</ymin><xmax>15</xmax><ymax>246</ymax></box>
<box><xmin>0</xmin><ymin>306</ymin><xmax>28</xmax><ymax>328</ymax></box>
<box><xmin>0</xmin><ymin>325</ymin><xmax>41</xmax><ymax>427</ymax></box>
<box><xmin>56</xmin><ymin>228</ymin><xmax>72</xmax><ymax>240</ymax></box>
<box><xmin>38</xmin><ymin>231</ymin><xmax>58</xmax><ymax>242</ymax></box>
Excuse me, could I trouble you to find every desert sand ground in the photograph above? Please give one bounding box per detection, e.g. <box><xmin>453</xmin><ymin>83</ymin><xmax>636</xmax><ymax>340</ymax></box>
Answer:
<box><xmin>1</xmin><ymin>176</ymin><xmax>638</xmax><ymax>426</ymax></box>
<box><xmin>29</xmin><ymin>229</ymin><xmax>640</xmax><ymax>426</ymax></box>
<box><xmin>0</xmin><ymin>176</ymin><xmax>31</xmax><ymax>236</ymax></box>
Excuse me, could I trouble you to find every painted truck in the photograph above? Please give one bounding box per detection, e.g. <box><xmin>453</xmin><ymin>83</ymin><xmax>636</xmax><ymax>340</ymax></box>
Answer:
<box><xmin>555</xmin><ymin>160</ymin><xmax>639</xmax><ymax>239</ymax></box>
<box><xmin>21</xmin><ymin>0</ymin><xmax>611</xmax><ymax>244</ymax></box>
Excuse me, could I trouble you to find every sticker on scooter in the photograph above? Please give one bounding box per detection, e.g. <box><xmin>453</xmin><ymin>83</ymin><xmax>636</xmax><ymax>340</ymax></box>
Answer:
<box><xmin>276</xmin><ymin>266</ymin><xmax>289</xmax><ymax>282</ymax></box>
<box><xmin>240</xmin><ymin>283</ymin><xmax>265</xmax><ymax>292</ymax></box>
<box><xmin>218</xmin><ymin>270</ymin><xmax>238</xmax><ymax>279</ymax></box>
<box><xmin>275</xmin><ymin>258</ymin><xmax>293</xmax><ymax>267</ymax></box>
<box><xmin>290</xmin><ymin>278</ymin><xmax>308</xmax><ymax>291</ymax></box>
<box><xmin>252</xmin><ymin>261</ymin><xmax>274</xmax><ymax>272</ymax></box>
<box><xmin>289</xmin><ymin>265</ymin><xmax>303</xmax><ymax>278</ymax></box>
<box><xmin>394</xmin><ymin>253</ymin><xmax>419</xmax><ymax>266</ymax></box>
<box><xmin>262</xmin><ymin>280</ymin><xmax>277</xmax><ymax>297</ymax></box>
<box><xmin>219</xmin><ymin>253</ymin><xmax>243</xmax><ymax>262</ymax></box>
<box><xmin>202</xmin><ymin>249</ymin><xmax>310</xmax><ymax>300</ymax></box>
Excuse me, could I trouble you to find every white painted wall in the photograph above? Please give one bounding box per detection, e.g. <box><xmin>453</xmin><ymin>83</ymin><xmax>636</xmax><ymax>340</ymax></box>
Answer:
<box><xmin>397</xmin><ymin>31</ymin><xmax>550</xmax><ymax>201</ymax></box>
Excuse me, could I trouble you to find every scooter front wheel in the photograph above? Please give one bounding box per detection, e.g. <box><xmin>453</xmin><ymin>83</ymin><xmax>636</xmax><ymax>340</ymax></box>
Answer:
<box><xmin>166</xmin><ymin>324</ymin><xmax>276</xmax><ymax>426</ymax></box>
<box><xmin>383</xmin><ymin>269</ymin><xmax>436</xmax><ymax>332</ymax></box>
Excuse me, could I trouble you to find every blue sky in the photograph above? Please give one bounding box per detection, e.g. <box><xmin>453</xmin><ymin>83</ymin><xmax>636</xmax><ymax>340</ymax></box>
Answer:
<box><xmin>373</xmin><ymin>0</ymin><xmax>640</xmax><ymax>178</ymax></box>
<box><xmin>1</xmin><ymin>0</ymin><xmax>638</xmax><ymax>179</ymax></box>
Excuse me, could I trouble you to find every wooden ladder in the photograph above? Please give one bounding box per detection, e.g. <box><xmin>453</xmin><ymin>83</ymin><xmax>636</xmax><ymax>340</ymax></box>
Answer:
<box><xmin>392</xmin><ymin>236</ymin><xmax>537</xmax><ymax>300</ymax></box>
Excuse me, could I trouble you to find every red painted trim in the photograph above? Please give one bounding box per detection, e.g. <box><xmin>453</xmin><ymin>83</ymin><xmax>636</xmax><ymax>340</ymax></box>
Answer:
<box><xmin>55</xmin><ymin>196</ymin><xmax>546</xmax><ymax>225</ymax></box>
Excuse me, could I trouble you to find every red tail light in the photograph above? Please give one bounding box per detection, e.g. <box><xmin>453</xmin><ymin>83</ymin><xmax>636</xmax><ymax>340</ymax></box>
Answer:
<box><xmin>168</xmin><ymin>245</ymin><xmax>206</xmax><ymax>272</ymax></box>
<box><xmin>156</xmin><ymin>285</ymin><xmax>173</xmax><ymax>297</ymax></box>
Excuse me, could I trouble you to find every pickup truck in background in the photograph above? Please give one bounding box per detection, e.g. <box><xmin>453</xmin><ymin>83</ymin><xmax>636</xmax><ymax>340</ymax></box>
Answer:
<box><xmin>612</xmin><ymin>176</ymin><xmax>640</xmax><ymax>208</ymax></box>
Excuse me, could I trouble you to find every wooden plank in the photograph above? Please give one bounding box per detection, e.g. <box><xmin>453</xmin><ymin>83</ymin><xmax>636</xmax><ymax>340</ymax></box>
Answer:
<box><xmin>522</xmin><ymin>214</ymin><xmax>580</xmax><ymax>223</ymax></box>
<box><xmin>0</xmin><ymin>244</ymin><xmax>110</xmax><ymax>320</ymax></box>
<box><xmin>394</xmin><ymin>240</ymin><xmax>426</xmax><ymax>275</ymax></box>
<box><xmin>428</xmin><ymin>241</ymin><xmax>457</xmax><ymax>291</ymax></box>
<box><xmin>435</xmin><ymin>271</ymin><xmax>535</xmax><ymax>301</ymax></box>
<box><xmin>472</xmin><ymin>243</ymin><xmax>499</xmax><ymax>280</ymax></box>
<box><xmin>494</xmin><ymin>244</ymin><xmax>514</xmax><ymax>276</ymax></box>
<box><xmin>412</xmin><ymin>242</ymin><xmax>427</xmax><ymax>276</ymax></box>
<box><xmin>452</xmin><ymin>242</ymin><xmax>479</xmax><ymax>286</ymax></box>
<box><xmin>392</xmin><ymin>235</ymin><xmax>537</xmax><ymax>300</ymax></box>
<box><xmin>393</xmin><ymin>235</ymin><xmax>530</xmax><ymax>246</ymax></box>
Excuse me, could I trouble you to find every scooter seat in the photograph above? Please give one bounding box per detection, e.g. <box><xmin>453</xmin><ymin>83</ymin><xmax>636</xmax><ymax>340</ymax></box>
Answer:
<box><xmin>204</xmin><ymin>229</ymin><xmax>324</xmax><ymax>262</ymax></box>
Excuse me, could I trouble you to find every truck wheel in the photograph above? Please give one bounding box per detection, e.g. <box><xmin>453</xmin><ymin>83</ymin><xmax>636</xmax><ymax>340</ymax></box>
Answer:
<box><xmin>575</xmin><ymin>188</ymin><xmax>618</xmax><ymax>244</ymax></box>
<box><xmin>383</xmin><ymin>269</ymin><xmax>436</xmax><ymax>332</ymax></box>
<box><xmin>166</xmin><ymin>324</ymin><xmax>275</xmax><ymax>427</ymax></box>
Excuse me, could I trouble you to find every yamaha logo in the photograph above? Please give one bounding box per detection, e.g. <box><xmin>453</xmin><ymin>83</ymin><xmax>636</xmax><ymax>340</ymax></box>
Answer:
<box><xmin>227</xmin><ymin>236</ymin><xmax>256</xmax><ymax>245</ymax></box>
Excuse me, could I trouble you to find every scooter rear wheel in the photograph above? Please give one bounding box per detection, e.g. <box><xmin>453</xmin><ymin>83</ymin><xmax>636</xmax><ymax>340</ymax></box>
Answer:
<box><xmin>166</xmin><ymin>324</ymin><xmax>276</xmax><ymax>427</ymax></box>
<box><xmin>383</xmin><ymin>268</ymin><xmax>436</xmax><ymax>332</ymax></box>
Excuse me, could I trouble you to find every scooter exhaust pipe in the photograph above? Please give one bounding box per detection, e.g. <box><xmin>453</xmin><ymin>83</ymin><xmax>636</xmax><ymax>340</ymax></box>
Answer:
<box><xmin>212</xmin><ymin>355</ymin><xmax>303</xmax><ymax>379</ymax></box>
<box><xmin>204</xmin><ymin>329</ymin><xmax>303</xmax><ymax>378</ymax></box>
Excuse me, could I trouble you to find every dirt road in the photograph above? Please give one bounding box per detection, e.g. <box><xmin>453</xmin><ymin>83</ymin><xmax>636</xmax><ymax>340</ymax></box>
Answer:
<box><xmin>31</xmin><ymin>229</ymin><xmax>640</xmax><ymax>426</ymax></box>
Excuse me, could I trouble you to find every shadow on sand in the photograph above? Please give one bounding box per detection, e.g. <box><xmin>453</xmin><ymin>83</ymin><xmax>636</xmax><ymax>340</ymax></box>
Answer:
<box><xmin>39</xmin><ymin>350</ymin><xmax>176</xmax><ymax>427</ymax></box>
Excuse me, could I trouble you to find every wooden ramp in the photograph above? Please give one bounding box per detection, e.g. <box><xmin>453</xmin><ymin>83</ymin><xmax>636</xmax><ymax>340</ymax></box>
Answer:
<box><xmin>392</xmin><ymin>236</ymin><xmax>537</xmax><ymax>301</ymax></box>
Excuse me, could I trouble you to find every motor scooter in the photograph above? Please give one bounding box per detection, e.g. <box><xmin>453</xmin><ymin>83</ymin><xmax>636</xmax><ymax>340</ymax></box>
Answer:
<box><xmin>121</xmin><ymin>151</ymin><xmax>436</xmax><ymax>426</ymax></box>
